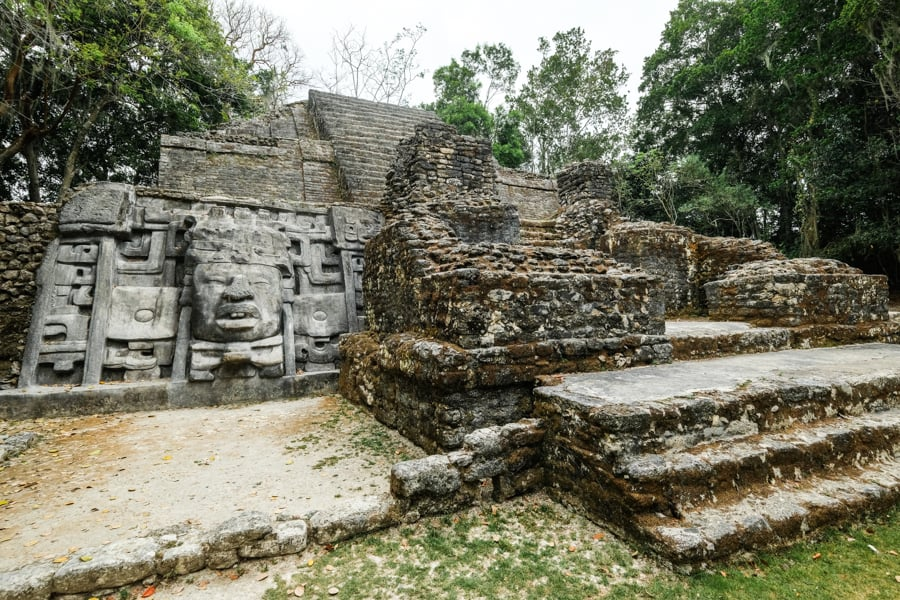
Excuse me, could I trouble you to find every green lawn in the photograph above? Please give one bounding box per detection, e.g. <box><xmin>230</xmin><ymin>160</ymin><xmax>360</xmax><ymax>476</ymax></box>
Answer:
<box><xmin>262</xmin><ymin>494</ymin><xmax>900</xmax><ymax>600</ymax></box>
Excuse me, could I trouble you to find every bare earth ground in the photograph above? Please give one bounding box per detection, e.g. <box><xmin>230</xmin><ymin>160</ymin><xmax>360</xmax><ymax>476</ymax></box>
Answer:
<box><xmin>0</xmin><ymin>395</ymin><xmax>424</xmax><ymax>573</ymax></box>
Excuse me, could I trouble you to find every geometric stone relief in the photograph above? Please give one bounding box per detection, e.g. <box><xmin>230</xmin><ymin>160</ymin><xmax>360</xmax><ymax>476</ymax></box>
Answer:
<box><xmin>18</xmin><ymin>183</ymin><xmax>383</xmax><ymax>388</ymax></box>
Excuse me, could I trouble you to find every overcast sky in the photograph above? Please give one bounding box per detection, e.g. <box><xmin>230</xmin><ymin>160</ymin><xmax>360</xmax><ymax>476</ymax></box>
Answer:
<box><xmin>261</xmin><ymin>0</ymin><xmax>679</xmax><ymax>108</ymax></box>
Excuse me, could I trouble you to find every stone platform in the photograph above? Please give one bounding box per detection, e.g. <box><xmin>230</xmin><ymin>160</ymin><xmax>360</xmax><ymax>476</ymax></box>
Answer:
<box><xmin>535</xmin><ymin>343</ymin><xmax>900</xmax><ymax>566</ymax></box>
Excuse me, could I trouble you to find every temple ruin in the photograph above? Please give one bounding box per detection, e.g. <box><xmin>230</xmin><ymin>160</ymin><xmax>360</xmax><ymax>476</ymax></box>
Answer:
<box><xmin>2</xmin><ymin>89</ymin><xmax>900</xmax><ymax>591</ymax></box>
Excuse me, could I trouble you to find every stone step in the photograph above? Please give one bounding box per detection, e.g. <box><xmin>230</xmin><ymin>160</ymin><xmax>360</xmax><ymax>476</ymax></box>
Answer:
<box><xmin>536</xmin><ymin>344</ymin><xmax>900</xmax><ymax>461</ymax></box>
<box><xmin>635</xmin><ymin>457</ymin><xmax>900</xmax><ymax>564</ymax></box>
<box><xmin>519</xmin><ymin>218</ymin><xmax>557</xmax><ymax>230</ymax></box>
<box><xmin>615</xmin><ymin>408</ymin><xmax>900</xmax><ymax>513</ymax></box>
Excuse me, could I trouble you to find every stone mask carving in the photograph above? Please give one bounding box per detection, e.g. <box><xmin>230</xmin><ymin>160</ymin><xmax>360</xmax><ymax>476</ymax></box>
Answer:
<box><xmin>184</xmin><ymin>209</ymin><xmax>293</xmax><ymax>379</ymax></box>
<box><xmin>191</xmin><ymin>262</ymin><xmax>284</xmax><ymax>343</ymax></box>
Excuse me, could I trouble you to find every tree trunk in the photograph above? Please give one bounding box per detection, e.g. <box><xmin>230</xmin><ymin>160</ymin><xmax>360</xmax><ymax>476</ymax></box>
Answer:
<box><xmin>60</xmin><ymin>96</ymin><xmax>112</xmax><ymax>204</ymax></box>
<box><xmin>23</xmin><ymin>138</ymin><xmax>41</xmax><ymax>203</ymax></box>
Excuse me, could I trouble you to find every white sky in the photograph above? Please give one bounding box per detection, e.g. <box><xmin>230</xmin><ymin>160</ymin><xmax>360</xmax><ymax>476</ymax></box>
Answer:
<box><xmin>261</xmin><ymin>0</ymin><xmax>679</xmax><ymax>109</ymax></box>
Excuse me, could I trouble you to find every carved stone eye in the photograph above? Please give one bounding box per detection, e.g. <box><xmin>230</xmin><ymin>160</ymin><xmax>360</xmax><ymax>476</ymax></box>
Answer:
<box><xmin>134</xmin><ymin>309</ymin><xmax>155</xmax><ymax>323</ymax></box>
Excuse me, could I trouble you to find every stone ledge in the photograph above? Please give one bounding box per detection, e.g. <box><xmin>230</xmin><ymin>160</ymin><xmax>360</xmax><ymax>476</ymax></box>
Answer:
<box><xmin>0</xmin><ymin>498</ymin><xmax>395</xmax><ymax>600</ymax></box>
<box><xmin>0</xmin><ymin>372</ymin><xmax>337</xmax><ymax>420</ymax></box>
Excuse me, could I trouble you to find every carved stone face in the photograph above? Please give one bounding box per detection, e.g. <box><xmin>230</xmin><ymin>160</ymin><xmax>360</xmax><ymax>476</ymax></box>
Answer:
<box><xmin>191</xmin><ymin>262</ymin><xmax>283</xmax><ymax>343</ymax></box>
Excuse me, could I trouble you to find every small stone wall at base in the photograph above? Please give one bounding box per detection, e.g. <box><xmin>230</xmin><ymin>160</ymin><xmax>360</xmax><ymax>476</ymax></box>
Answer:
<box><xmin>704</xmin><ymin>258</ymin><xmax>890</xmax><ymax>326</ymax></box>
<box><xmin>339</xmin><ymin>331</ymin><xmax>673</xmax><ymax>453</ymax></box>
<box><xmin>0</xmin><ymin>202</ymin><xmax>58</xmax><ymax>384</ymax></box>
<box><xmin>390</xmin><ymin>419</ymin><xmax>546</xmax><ymax>517</ymax></box>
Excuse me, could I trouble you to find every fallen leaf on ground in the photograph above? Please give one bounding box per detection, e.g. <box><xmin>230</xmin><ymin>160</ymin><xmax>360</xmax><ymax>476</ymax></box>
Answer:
<box><xmin>79</xmin><ymin>555</ymin><xmax>92</xmax><ymax>562</ymax></box>
<box><xmin>812</xmin><ymin>553</ymin><xmax>822</xmax><ymax>560</ymax></box>
<box><xmin>568</xmin><ymin>545</ymin><xmax>577</xmax><ymax>552</ymax></box>
<box><xmin>593</xmin><ymin>532</ymin><xmax>605</xmax><ymax>540</ymax></box>
<box><xmin>293</xmin><ymin>585</ymin><xmax>305</xmax><ymax>597</ymax></box>
<box><xmin>256</xmin><ymin>573</ymin><xmax>269</xmax><ymax>581</ymax></box>
<box><xmin>196</xmin><ymin>580</ymin><xmax>209</xmax><ymax>590</ymax></box>
<box><xmin>52</xmin><ymin>556</ymin><xmax>68</xmax><ymax>564</ymax></box>
<box><xmin>141</xmin><ymin>585</ymin><xmax>156</xmax><ymax>597</ymax></box>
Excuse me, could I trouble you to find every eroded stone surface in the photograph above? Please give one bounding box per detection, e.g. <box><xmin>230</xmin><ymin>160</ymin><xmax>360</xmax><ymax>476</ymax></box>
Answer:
<box><xmin>704</xmin><ymin>258</ymin><xmax>890</xmax><ymax>326</ymax></box>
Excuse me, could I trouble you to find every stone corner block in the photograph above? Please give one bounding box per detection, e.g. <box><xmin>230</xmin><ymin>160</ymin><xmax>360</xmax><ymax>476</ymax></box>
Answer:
<box><xmin>0</xmin><ymin>562</ymin><xmax>57</xmax><ymax>600</ymax></box>
<box><xmin>52</xmin><ymin>537</ymin><xmax>158</xmax><ymax>595</ymax></box>
<box><xmin>239</xmin><ymin>520</ymin><xmax>309</xmax><ymax>559</ymax></box>
<box><xmin>157</xmin><ymin>541</ymin><xmax>205</xmax><ymax>577</ymax></box>
<box><xmin>309</xmin><ymin>495</ymin><xmax>399</xmax><ymax>544</ymax></box>
<box><xmin>203</xmin><ymin>511</ymin><xmax>273</xmax><ymax>552</ymax></box>
<box><xmin>390</xmin><ymin>454</ymin><xmax>461</xmax><ymax>499</ymax></box>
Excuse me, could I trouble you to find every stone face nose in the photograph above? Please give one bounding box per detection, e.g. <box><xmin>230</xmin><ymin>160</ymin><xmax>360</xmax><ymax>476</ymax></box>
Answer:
<box><xmin>222</xmin><ymin>274</ymin><xmax>254</xmax><ymax>301</ymax></box>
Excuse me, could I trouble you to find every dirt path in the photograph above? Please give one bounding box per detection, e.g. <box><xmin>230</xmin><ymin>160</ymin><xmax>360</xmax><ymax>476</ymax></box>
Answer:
<box><xmin>0</xmin><ymin>396</ymin><xmax>423</xmax><ymax>572</ymax></box>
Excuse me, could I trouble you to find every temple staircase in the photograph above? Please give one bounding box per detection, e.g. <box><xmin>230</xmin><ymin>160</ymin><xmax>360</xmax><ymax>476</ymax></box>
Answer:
<box><xmin>535</xmin><ymin>337</ymin><xmax>900</xmax><ymax>567</ymax></box>
<box><xmin>518</xmin><ymin>218</ymin><xmax>560</xmax><ymax>247</ymax></box>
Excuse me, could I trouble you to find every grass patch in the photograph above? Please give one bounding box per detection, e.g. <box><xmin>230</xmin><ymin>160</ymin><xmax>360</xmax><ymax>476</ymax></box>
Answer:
<box><xmin>263</xmin><ymin>494</ymin><xmax>659</xmax><ymax>599</ymax></box>
<box><xmin>262</xmin><ymin>495</ymin><xmax>900</xmax><ymax>600</ymax></box>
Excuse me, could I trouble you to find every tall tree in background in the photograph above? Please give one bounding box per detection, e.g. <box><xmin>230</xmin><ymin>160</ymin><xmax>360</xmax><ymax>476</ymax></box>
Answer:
<box><xmin>317</xmin><ymin>24</ymin><xmax>427</xmax><ymax>105</ymax></box>
<box><xmin>634</xmin><ymin>0</ymin><xmax>900</xmax><ymax>284</ymax></box>
<box><xmin>0</xmin><ymin>0</ymin><xmax>257</xmax><ymax>202</ymax></box>
<box><xmin>429</xmin><ymin>43</ymin><xmax>528</xmax><ymax>168</ymax></box>
<box><xmin>516</xmin><ymin>28</ymin><xmax>629</xmax><ymax>175</ymax></box>
<box><xmin>213</xmin><ymin>0</ymin><xmax>308</xmax><ymax>111</ymax></box>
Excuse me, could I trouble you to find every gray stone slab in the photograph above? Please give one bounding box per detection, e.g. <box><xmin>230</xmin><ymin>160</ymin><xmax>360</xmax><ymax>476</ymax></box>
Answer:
<box><xmin>536</xmin><ymin>343</ymin><xmax>900</xmax><ymax>409</ymax></box>
<box><xmin>664</xmin><ymin>320</ymin><xmax>754</xmax><ymax>337</ymax></box>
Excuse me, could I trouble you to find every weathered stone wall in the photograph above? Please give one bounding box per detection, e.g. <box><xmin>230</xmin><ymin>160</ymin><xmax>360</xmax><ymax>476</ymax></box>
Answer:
<box><xmin>339</xmin><ymin>331</ymin><xmax>672</xmax><ymax>452</ymax></box>
<box><xmin>340</xmin><ymin>123</ymin><xmax>670</xmax><ymax>453</ymax></box>
<box><xmin>0</xmin><ymin>202</ymin><xmax>58</xmax><ymax>384</ymax></box>
<box><xmin>601</xmin><ymin>222</ymin><xmax>785</xmax><ymax>315</ymax></box>
<box><xmin>365</xmin><ymin>213</ymin><xmax>663</xmax><ymax>349</ymax></box>
<box><xmin>704</xmin><ymin>258</ymin><xmax>890</xmax><ymax>326</ymax></box>
<box><xmin>601</xmin><ymin>221</ymin><xmax>699</xmax><ymax>313</ymax></box>
<box><xmin>556</xmin><ymin>160</ymin><xmax>616</xmax><ymax>207</ymax></box>
<box><xmin>157</xmin><ymin>103</ymin><xmax>343</xmax><ymax>206</ymax></box>
<box><xmin>496</xmin><ymin>168</ymin><xmax>559</xmax><ymax>220</ymax></box>
<box><xmin>157</xmin><ymin>135</ymin><xmax>341</xmax><ymax>206</ymax></box>
<box><xmin>384</xmin><ymin>122</ymin><xmax>499</xmax><ymax>209</ymax></box>
<box><xmin>390</xmin><ymin>418</ymin><xmax>546</xmax><ymax>516</ymax></box>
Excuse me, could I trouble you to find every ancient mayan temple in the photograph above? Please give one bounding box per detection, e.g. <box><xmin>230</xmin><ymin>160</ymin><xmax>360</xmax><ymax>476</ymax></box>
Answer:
<box><xmin>3</xmin><ymin>90</ymin><xmax>900</xmax><ymax>581</ymax></box>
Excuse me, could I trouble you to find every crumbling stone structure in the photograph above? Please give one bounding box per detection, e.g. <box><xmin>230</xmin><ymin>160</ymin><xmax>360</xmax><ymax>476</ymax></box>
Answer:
<box><xmin>339</xmin><ymin>124</ymin><xmax>670</xmax><ymax>453</ymax></box>
<box><xmin>554</xmin><ymin>160</ymin><xmax>891</xmax><ymax>322</ymax></box>
<box><xmin>705</xmin><ymin>258</ymin><xmax>889</xmax><ymax>326</ymax></box>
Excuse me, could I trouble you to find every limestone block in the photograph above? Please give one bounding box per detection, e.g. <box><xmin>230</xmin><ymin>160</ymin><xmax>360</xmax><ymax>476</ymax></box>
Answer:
<box><xmin>106</xmin><ymin>287</ymin><xmax>179</xmax><ymax>340</ymax></box>
<box><xmin>203</xmin><ymin>511</ymin><xmax>272</xmax><ymax>552</ymax></box>
<box><xmin>52</xmin><ymin>538</ymin><xmax>158</xmax><ymax>594</ymax></box>
<box><xmin>0</xmin><ymin>561</ymin><xmax>55</xmax><ymax>600</ymax></box>
<box><xmin>390</xmin><ymin>455</ymin><xmax>461</xmax><ymax>498</ymax></box>
<box><xmin>239</xmin><ymin>520</ymin><xmax>309</xmax><ymax>558</ymax></box>
<box><xmin>308</xmin><ymin>495</ymin><xmax>398</xmax><ymax>544</ymax></box>
<box><xmin>157</xmin><ymin>541</ymin><xmax>205</xmax><ymax>576</ymax></box>
<box><xmin>58</xmin><ymin>182</ymin><xmax>135</xmax><ymax>236</ymax></box>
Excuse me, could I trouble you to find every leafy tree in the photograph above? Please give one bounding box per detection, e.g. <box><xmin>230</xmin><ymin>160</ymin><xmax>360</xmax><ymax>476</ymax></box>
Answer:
<box><xmin>428</xmin><ymin>47</ymin><xmax>527</xmax><ymax>168</ymax></box>
<box><xmin>516</xmin><ymin>28</ymin><xmax>629</xmax><ymax>174</ymax></box>
<box><xmin>459</xmin><ymin>43</ymin><xmax>519</xmax><ymax>108</ymax></box>
<box><xmin>634</xmin><ymin>0</ymin><xmax>900</xmax><ymax>285</ymax></box>
<box><xmin>492</xmin><ymin>107</ymin><xmax>530</xmax><ymax>169</ymax></box>
<box><xmin>0</xmin><ymin>0</ymin><xmax>256</xmax><ymax>202</ymax></box>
